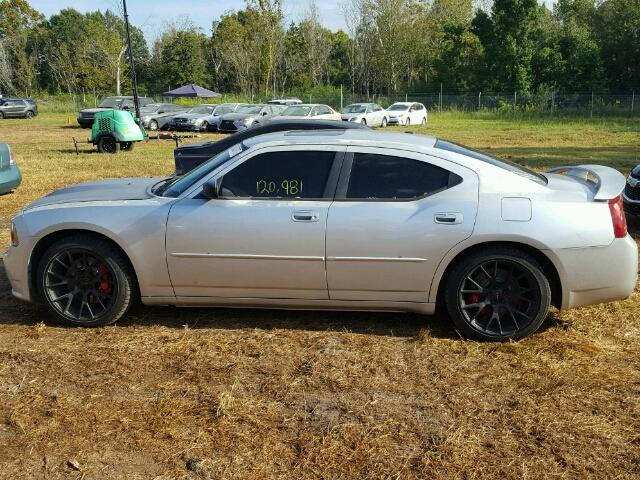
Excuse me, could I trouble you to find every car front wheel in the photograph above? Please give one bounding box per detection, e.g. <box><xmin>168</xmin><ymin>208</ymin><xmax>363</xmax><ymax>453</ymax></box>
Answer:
<box><xmin>381</xmin><ymin>117</ymin><xmax>387</xmax><ymax>127</ymax></box>
<box><xmin>444</xmin><ymin>247</ymin><xmax>551</xmax><ymax>341</ymax></box>
<box><xmin>149</xmin><ymin>120</ymin><xmax>159</xmax><ymax>131</ymax></box>
<box><xmin>25</xmin><ymin>111</ymin><xmax>34</xmax><ymax>119</ymax></box>
<box><xmin>37</xmin><ymin>235</ymin><xmax>138</xmax><ymax>327</ymax></box>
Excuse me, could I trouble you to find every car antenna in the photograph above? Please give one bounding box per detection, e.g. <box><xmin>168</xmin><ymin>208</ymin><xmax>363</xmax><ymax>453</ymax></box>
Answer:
<box><xmin>122</xmin><ymin>0</ymin><xmax>140</xmax><ymax>123</ymax></box>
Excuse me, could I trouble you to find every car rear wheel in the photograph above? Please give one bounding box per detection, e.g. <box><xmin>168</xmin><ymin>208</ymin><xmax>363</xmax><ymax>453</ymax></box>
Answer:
<box><xmin>149</xmin><ymin>120</ymin><xmax>159</xmax><ymax>131</ymax></box>
<box><xmin>444</xmin><ymin>247</ymin><xmax>551</xmax><ymax>341</ymax></box>
<box><xmin>97</xmin><ymin>135</ymin><xmax>119</xmax><ymax>154</ymax></box>
<box><xmin>37</xmin><ymin>235</ymin><xmax>137</xmax><ymax>327</ymax></box>
<box><xmin>0</xmin><ymin>111</ymin><xmax>4</xmax><ymax>119</ymax></box>
<box><xmin>421</xmin><ymin>117</ymin><xmax>426</xmax><ymax>125</ymax></box>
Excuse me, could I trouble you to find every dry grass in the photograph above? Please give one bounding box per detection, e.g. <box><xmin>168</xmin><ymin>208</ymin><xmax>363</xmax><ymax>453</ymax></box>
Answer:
<box><xmin>0</xmin><ymin>111</ymin><xmax>639</xmax><ymax>479</ymax></box>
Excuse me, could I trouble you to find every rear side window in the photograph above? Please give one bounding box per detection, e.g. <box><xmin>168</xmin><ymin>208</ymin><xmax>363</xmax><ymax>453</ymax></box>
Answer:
<box><xmin>434</xmin><ymin>139</ymin><xmax>547</xmax><ymax>185</ymax></box>
<box><xmin>222</xmin><ymin>150</ymin><xmax>337</xmax><ymax>199</ymax></box>
<box><xmin>346</xmin><ymin>153</ymin><xmax>459</xmax><ymax>200</ymax></box>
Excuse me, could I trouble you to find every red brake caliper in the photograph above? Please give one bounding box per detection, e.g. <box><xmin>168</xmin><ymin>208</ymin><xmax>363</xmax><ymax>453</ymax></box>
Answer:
<box><xmin>98</xmin><ymin>263</ymin><xmax>113</xmax><ymax>295</ymax></box>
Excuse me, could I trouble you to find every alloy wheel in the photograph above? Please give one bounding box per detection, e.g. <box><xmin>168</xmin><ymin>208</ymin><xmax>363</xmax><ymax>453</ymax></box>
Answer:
<box><xmin>43</xmin><ymin>248</ymin><xmax>117</xmax><ymax>323</ymax></box>
<box><xmin>458</xmin><ymin>259</ymin><xmax>541</xmax><ymax>337</ymax></box>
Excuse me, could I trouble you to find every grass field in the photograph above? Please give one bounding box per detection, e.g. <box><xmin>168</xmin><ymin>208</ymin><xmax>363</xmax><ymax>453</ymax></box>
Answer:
<box><xmin>0</xmin><ymin>111</ymin><xmax>639</xmax><ymax>479</ymax></box>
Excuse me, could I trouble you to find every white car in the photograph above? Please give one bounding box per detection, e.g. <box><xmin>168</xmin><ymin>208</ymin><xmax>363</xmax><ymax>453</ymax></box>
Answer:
<box><xmin>3</xmin><ymin>130</ymin><xmax>637</xmax><ymax>342</ymax></box>
<box><xmin>341</xmin><ymin>103</ymin><xmax>389</xmax><ymax>127</ymax></box>
<box><xmin>277</xmin><ymin>104</ymin><xmax>341</xmax><ymax>121</ymax></box>
<box><xmin>387</xmin><ymin>102</ymin><xmax>427</xmax><ymax>126</ymax></box>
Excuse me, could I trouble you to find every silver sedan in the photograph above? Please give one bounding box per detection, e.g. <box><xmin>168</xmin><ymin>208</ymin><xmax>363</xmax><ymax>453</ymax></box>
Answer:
<box><xmin>3</xmin><ymin>130</ymin><xmax>637</xmax><ymax>341</ymax></box>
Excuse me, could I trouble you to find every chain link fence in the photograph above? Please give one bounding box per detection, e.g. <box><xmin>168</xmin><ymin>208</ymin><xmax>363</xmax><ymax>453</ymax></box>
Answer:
<box><xmin>30</xmin><ymin>91</ymin><xmax>640</xmax><ymax>117</ymax></box>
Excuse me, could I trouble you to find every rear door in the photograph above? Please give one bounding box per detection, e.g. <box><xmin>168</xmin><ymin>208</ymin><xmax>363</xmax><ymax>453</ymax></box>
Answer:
<box><xmin>326</xmin><ymin>147</ymin><xmax>479</xmax><ymax>302</ymax></box>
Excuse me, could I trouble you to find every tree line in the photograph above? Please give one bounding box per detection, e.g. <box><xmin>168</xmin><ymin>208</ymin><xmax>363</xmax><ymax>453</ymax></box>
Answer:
<box><xmin>0</xmin><ymin>0</ymin><xmax>638</xmax><ymax>100</ymax></box>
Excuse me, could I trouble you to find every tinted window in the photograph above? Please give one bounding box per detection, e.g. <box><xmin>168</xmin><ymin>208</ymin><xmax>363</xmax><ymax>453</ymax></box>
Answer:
<box><xmin>222</xmin><ymin>150</ymin><xmax>336</xmax><ymax>199</ymax></box>
<box><xmin>346</xmin><ymin>153</ymin><xmax>456</xmax><ymax>200</ymax></box>
<box><xmin>434</xmin><ymin>139</ymin><xmax>547</xmax><ymax>185</ymax></box>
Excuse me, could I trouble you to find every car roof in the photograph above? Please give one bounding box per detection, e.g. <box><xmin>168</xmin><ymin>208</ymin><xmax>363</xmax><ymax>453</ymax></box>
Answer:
<box><xmin>243</xmin><ymin>129</ymin><xmax>437</xmax><ymax>150</ymax></box>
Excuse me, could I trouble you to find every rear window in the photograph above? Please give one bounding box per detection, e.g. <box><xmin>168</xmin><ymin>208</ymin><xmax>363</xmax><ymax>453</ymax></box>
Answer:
<box><xmin>435</xmin><ymin>140</ymin><xmax>547</xmax><ymax>185</ymax></box>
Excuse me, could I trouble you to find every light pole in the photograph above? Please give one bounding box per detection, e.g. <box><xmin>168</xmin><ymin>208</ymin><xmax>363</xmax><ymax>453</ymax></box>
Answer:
<box><xmin>122</xmin><ymin>0</ymin><xmax>140</xmax><ymax>122</ymax></box>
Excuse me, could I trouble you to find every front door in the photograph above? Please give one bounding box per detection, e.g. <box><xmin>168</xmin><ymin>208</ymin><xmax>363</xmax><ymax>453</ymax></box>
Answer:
<box><xmin>326</xmin><ymin>147</ymin><xmax>478</xmax><ymax>303</ymax></box>
<box><xmin>166</xmin><ymin>146</ymin><xmax>344</xmax><ymax>299</ymax></box>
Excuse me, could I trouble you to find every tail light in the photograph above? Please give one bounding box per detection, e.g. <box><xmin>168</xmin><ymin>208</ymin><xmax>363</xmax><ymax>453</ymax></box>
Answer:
<box><xmin>608</xmin><ymin>195</ymin><xmax>627</xmax><ymax>238</ymax></box>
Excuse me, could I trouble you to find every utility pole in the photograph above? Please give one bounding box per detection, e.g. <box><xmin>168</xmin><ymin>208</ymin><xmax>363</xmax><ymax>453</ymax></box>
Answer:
<box><xmin>122</xmin><ymin>0</ymin><xmax>140</xmax><ymax>122</ymax></box>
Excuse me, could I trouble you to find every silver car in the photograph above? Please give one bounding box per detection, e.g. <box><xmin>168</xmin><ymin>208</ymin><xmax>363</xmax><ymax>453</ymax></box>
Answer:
<box><xmin>3</xmin><ymin>131</ymin><xmax>637</xmax><ymax>341</ymax></box>
<box><xmin>167</xmin><ymin>104</ymin><xmax>219</xmax><ymax>131</ymax></box>
<box><xmin>202</xmin><ymin>103</ymin><xmax>245</xmax><ymax>132</ymax></box>
<box><xmin>217</xmin><ymin>104</ymin><xmax>286</xmax><ymax>133</ymax></box>
<box><xmin>139</xmin><ymin>103</ymin><xmax>186</xmax><ymax>131</ymax></box>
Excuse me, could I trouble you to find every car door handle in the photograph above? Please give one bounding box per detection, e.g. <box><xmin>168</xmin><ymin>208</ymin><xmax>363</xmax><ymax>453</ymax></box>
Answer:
<box><xmin>434</xmin><ymin>212</ymin><xmax>463</xmax><ymax>225</ymax></box>
<box><xmin>292</xmin><ymin>211</ymin><xmax>319</xmax><ymax>222</ymax></box>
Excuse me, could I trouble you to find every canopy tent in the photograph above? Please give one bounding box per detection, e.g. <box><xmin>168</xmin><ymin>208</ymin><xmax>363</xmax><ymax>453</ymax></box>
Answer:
<box><xmin>162</xmin><ymin>84</ymin><xmax>222</xmax><ymax>98</ymax></box>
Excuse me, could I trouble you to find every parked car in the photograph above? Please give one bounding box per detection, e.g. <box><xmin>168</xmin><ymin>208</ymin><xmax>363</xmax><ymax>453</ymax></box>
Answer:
<box><xmin>217</xmin><ymin>104</ymin><xmax>286</xmax><ymax>133</ymax></box>
<box><xmin>0</xmin><ymin>143</ymin><xmax>21</xmax><ymax>194</ymax></box>
<box><xmin>77</xmin><ymin>96</ymin><xmax>155</xmax><ymax>128</ymax></box>
<box><xmin>341</xmin><ymin>103</ymin><xmax>388</xmax><ymax>127</ymax></box>
<box><xmin>622</xmin><ymin>164</ymin><xmax>640</xmax><ymax>216</ymax></box>
<box><xmin>0</xmin><ymin>97</ymin><xmax>38</xmax><ymax>119</ymax></box>
<box><xmin>174</xmin><ymin>119</ymin><xmax>369</xmax><ymax>175</ymax></box>
<box><xmin>277</xmin><ymin>104</ymin><xmax>341</xmax><ymax>121</ymax></box>
<box><xmin>201</xmin><ymin>103</ymin><xmax>245</xmax><ymax>132</ymax></box>
<box><xmin>267</xmin><ymin>98</ymin><xmax>303</xmax><ymax>106</ymax></box>
<box><xmin>387</xmin><ymin>102</ymin><xmax>427</xmax><ymax>126</ymax></box>
<box><xmin>167</xmin><ymin>104</ymin><xmax>221</xmax><ymax>131</ymax></box>
<box><xmin>139</xmin><ymin>103</ymin><xmax>186</xmax><ymax>131</ymax></box>
<box><xmin>4</xmin><ymin>131</ymin><xmax>636</xmax><ymax>342</ymax></box>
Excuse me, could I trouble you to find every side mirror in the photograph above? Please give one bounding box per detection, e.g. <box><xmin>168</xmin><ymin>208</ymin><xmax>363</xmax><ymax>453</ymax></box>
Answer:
<box><xmin>202</xmin><ymin>178</ymin><xmax>222</xmax><ymax>199</ymax></box>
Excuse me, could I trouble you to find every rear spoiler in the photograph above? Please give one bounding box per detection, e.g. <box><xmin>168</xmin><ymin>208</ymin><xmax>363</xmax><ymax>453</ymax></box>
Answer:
<box><xmin>545</xmin><ymin>164</ymin><xmax>626</xmax><ymax>201</ymax></box>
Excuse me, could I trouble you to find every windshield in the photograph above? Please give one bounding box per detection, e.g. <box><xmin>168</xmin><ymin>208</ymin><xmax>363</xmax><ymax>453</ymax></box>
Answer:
<box><xmin>140</xmin><ymin>104</ymin><xmax>162</xmax><ymax>113</ymax></box>
<box><xmin>343</xmin><ymin>105</ymin><xmax>367</xmax><ymax>114</ymax></box>
<box><xmin>434</xmin><ymin>140</ymin><xmax>548</xmax><ymax>185</ymax></box>
<box><xmin>214</xmin><ymin>105</ymin><xmax>235</xmax><ymax>115</ymax></box>
<box><xmin>98</xmin><ymin>97</ymin><xmax>126</xmax><ymax>108</ymax></box>
<box><xmin>281</xmin><ymin>106</ymin><xmax>312</xmax><ymax>116</ymax></box>
<box><xmin>155</xmin><ymin>143</ymin><xmax>248</xmax><ymax>198</ymax></box>
<box><xmin>236</xmin><ymin>105</ymin><xmax>262</xmax><ymax>114</ymax></box>
<box><xmin>388</xmin><ymin>104</ymin><xmax>409</xmax><ymax>111</ymax></box>
<box><xmin>187</xmin><ymin>106</ymin><xmax>214</xmax><ymax>114</ymax></box>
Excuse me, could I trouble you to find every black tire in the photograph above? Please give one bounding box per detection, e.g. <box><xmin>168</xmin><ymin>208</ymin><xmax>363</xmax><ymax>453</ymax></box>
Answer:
<box><xmin>0</xmin><ymin>111</ymin><xmax>4</xmax><ymax>119</ymax></box>
<box><xmin>405</xmin><ymin>118</ymin><xmax>411</xmax><ymax>126</ymax></box>
<box><xmin>25</xmin><ymin>110</ymin><xmax>34</xmax><ymax>119</ymax></box>
<box><xmin>97</xmin><ymin>135</ymin><xmax>119</xmax><ymax>154</ymax></box>
<box><xmin>421</xmin><ymin>116</ymin><xmax>426</xmax><ymax>125</ymax></box>
<box><xmin>121</xmin><ymin>142</ymin><xmax>135</xmax><ymax>151</ymax></box>
<box><xmin>444</xmin><ymin>247</ymin><xmax>551</xmax><ymax>341</ymax></box>
<box><xmin>201</xmin><ymin>121</ymin><xmax>209</xmax><ymax>131</ymax></box>
<box><xmin>381</xmin><ymin>117</ymin><xmax>387</xmax><ymax>128</ymax></box>
<box><xmin>361</xmin><ymin>118</ymin><xmax>367</xmax><ymax>125</ymax></box>
<box><xmin>36</xmin><ymin>235</ymin><xmax>138</xmax><ymax>327</ymax></box>
<box><xmin>149</xmin><ymin>120</ymin><xmax>159</xmax><ymax>131</ymax></box>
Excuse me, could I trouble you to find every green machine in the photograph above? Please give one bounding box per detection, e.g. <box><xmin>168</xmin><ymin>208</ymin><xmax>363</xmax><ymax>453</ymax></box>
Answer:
<box><xmin>91</xmin><ymin>110</ymin><xmax>147</xmax><ymax>153</ymax></box>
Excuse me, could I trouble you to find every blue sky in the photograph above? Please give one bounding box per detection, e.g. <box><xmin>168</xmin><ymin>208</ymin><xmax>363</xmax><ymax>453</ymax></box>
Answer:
<box><xmin>28</xmin><ymin>0</ymin><xmax>347</xmax><ymax>42</ymax></box>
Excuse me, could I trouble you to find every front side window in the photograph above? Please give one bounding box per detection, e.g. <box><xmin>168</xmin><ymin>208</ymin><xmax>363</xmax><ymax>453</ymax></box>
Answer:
<box><xmin>222</xmin><ymin>150</ymin><xmax>336</xmax><ymax>199</ymax></box>
<box><xmin>346</xmin><ymin>153</ymin><xmax>457</xmax><ymax>200</ymax></box>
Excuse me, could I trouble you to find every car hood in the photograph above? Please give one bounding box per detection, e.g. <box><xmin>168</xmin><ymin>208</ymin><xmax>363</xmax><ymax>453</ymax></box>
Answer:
<box><xmin>172</xmin><ymin>113</ymin><xmax>207</xmax><ymax>120</ymax></box>
<box><xmin>221</xmin><ymin>113</ymin><xmax>259</xmax><ymax>121</ymax></box>
<box><xmin>24</xmin><ymin>178</ymin><xmax>161</xmax><ymax>210</ymax></box>
<box><xmin>341</xmin><ymin>113</ymin><xmax>364</xmax><ymax>119</ymax></box>
<box><xmin>79</xmin><ymin>108</ymin><xmax>113</xmax><ymax>115</ymax></box>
